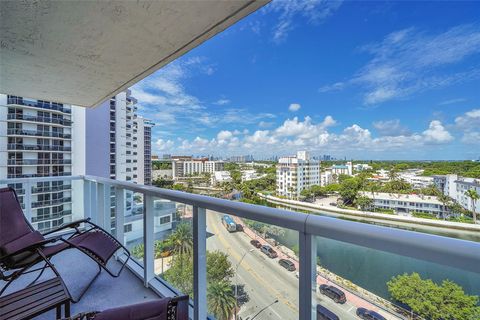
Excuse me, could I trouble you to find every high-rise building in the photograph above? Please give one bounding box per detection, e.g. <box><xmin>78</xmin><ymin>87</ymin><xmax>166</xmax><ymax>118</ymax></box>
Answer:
<box><xmin>137</xmin><ymin>117</ymin><xmax>155</xmax><ymax>185</ymax></box>
<box><xmin>276</xmin><ymin>151</ymin><xmax>320</xmax><ymax>199</ymax></box>
<box><xmin>0</xmin><ymin>94</ymin><xmax>85</xmax><ymax>231</ymax></box>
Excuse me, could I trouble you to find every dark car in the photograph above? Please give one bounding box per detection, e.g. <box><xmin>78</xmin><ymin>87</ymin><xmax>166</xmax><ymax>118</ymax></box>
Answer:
<box><xmin>236</xmin><ymin>224</ymin><xmax>244</xmax><ymax>232</ymax></box>
<box><xmin>260</xmin><ymin>244</ymin><xmax>278</xmax><ymax>258</ymax></box>
<box><xmin>356</xmin><ymin>308</ymin><xmax>386</xmax><ymax>320</ymax></box>
<box><xmin>316</xmin><ymin>304</ymin><xmax>339</xmax><ymax>320</ymax></box>
<box><xmin>319</xmin><ymin>284</ymin><xmax>346</xmax><ymax>304</ymax></box>
<box><xmin>278</xmin><ymin>259</ymin><xmax>296</xmax><ymax>271</ymax></box>
<box><xmin>250</xmin><ymin>239</ymin><xmax>262</xmax><ymax>248</ymax></box>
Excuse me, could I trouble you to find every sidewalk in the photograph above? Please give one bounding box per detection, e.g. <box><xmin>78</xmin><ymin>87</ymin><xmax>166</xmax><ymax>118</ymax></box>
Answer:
<box><xmin>233</xmin><ymin>216</ymin><xmax>405</xmax><ymax>320</ymax></box>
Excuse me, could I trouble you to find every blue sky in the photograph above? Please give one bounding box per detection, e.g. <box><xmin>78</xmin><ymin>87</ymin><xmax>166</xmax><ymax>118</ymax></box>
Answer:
<box><xmin>131</xmin><ymin>1</ymin><xmax>480</xmax><ymax>160</ymax></box>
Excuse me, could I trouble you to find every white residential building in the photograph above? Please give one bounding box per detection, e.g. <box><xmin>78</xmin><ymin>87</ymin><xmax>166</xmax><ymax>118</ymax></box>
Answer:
<box><xmin>213</xmin><ymin>171</ymin><xmax>232</xmax><ymax>184</ymax></box>
<box><xmin>353</xmin><ymin>163</ymin><xmax>372</xmax><ymax>171</ymax></box>
<box><xmin>0</xmin><ymin>94</ymin><xmax>85</xmax><ymax>231</ymax></box>
<box><xmin>276</xmin><ymin>151</ymin><xmax>320</xmax><ymax>199</ymax></box>
<box><xmin>434</xmin><ymin>174</ymin><xmax>480</xmax><ymax>213</ymax></box>
<box><xmin>136</xmin><ymin>117</ymin><xmax>155</xmax><ymax>185</ymax></box>
<box><xmin>320</xmin><ymin>170</ymin><xmax>334</xmax><ymax>186</ymax></box>
<box><xmin>171</xmin><ymin>156</ymin><xmax>225</xmax><ymax>179</ymax></box>
<box><xmin>398</xmin><ymin>171</ymin><xmax>434</xmax><ymax>189</ymax></box>
<box><xmin>331</xmin><ymin>161</ymin><xmax>353</xmax><ymax>176</ymax></box>
<box><xmin>360</xmin><ymin>191</ymin><xmax>446</xmax><ymax>216</ymax></box>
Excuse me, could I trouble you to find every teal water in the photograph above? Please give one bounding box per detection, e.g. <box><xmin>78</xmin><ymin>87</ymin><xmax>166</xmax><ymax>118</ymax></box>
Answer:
<box><xmin>269</xmin><ymin>202</ymin><xmax>480</xmax><ymax>300</ymax></box>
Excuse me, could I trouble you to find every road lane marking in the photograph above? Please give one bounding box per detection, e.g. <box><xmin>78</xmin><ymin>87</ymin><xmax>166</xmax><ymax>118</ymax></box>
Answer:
<box><xmin>209</xmin><ymin>215</ymin><xmax>299</xmax><ymax>314</ymax></box>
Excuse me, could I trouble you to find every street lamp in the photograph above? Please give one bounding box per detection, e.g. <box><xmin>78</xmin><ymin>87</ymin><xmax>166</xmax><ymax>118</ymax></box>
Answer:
<box><xmin>247</xmin><ymin>299</ymin><xmax>279</xmax><ymax>320</ymax></box>
<box><xmin>235</xmin><ymin>249</ymin><xmax>254</xmax><ymax>320</ymax></box>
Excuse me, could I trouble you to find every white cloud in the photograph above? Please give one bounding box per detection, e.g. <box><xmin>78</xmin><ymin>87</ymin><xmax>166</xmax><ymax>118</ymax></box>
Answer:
<box><xmin>373</xmin><ymin>119</ymin><xmax>410</xmax><ymax>136</ymax></box>
<box><xmin>214</xmin><ymin>99</ymin><xmax>231</xmax><ymax>105</ymax></box>
<box><xmin>422</xmin><ymin>120</ymin><xmax>454</xmax><ymax>144</ymax></box>
<box><xmin>288</xmin><ymin>103</ymin><xmax>301</xmax><ymax>112</ymax></box>
<box><xmin>155</xmin><ymin>139</ymin><xmax>175</xmax><ymax>151</ymax></box>
<box><xmin>455</xmin><ymin>108</ymin><xmax>480</xmax><ymax>144</ymax></box>
<box><xmin>321</xmin><ymin>24</ymin><xmax>480</xmax><ymax>105</ymax></box>
<box><xmin>439</xmin><ymin>98</ymin><xmax>467</xmax><ymax>106</ymax></box>
<box><xmin>266</xmin><ymin>0</ymin><xmax>343</xmax><ymax>43</ymax></box>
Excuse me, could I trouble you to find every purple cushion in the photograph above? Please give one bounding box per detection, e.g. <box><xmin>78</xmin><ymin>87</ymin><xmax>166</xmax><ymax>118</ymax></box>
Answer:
<box><xmin>0</xmin><ymin>188</ymin><xmax>33</xmax><ymax>248</ymax></box>
<box><xmin>95</xmin><ymin>299</ymin><xmax>170</xmax><ymax>320</ymax></box>
<box><xmin>69</xmin><ymin>231</ymin><xmax>119</xmax><ymax>263</ymax></box>
<box><xmin>2</xmin><ymin>231</ymin><xmax>44</xmax><ymax>255</ymax></box>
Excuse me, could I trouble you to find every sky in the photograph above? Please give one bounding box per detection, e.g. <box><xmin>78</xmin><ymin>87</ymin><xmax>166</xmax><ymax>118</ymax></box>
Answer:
<box><xmin>131</xmin><ymin>1</ymin><xmax>480</xmax><ymax>160</ymax></box>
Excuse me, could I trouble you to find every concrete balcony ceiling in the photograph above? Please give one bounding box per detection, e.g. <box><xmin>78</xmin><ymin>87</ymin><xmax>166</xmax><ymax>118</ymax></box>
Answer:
<box><xmin>0</xmin><ymin>0</ymin><xmax>268</xmax><ymax>107</ymax></box>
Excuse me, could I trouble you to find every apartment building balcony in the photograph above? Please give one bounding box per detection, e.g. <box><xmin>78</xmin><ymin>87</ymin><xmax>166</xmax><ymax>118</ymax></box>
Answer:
<box><xmin>1</xmin><ymin>175</ymin><xmax>479</xmax><ymax>320</ymax></box>
<box><xmin>31</xmin><ymin>197</ymin><xmax>72</xmax><ymax>208</ymax></box>
<box><xmin>6</xmin><ymin>96</ymin><xmax>72</xmax><ymax>114</ymax></box>
<box><xmin>7</xmin><ymin>113</ymin><xmax>73</xmax><ymax>126</ymax></box>
<box><xmin>7</xmin><ymin>159</ymin><xmax>72</xmax><ymax>166</ymax></box>
<box><xmin>7</xmin><ymin>128</ymin><xmax>72</xmax><ymax>139</ymax></box>
<box><xmin>7</xmin><ymin>143</ymin><xmax>72</xmax><ymax>152</ymax></box>
<box><xmin>32</xmin><ymin>184</ymin><xmax>72</xmax><ymax>194</ymax></box>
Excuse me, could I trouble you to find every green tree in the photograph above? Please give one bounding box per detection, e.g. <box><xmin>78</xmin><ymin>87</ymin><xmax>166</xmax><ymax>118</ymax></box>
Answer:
<box><xmin>152</xmin><ymin>178</ymin><xmax>174</xmax><ymax>189</ymax></box>
<box><xmin>465</xmin><ymin>189</ymin><xmax>479</xmax><ymax>224</ymax></box>
<box><xmin>339</xmin><ymin>177</ymin><xmax>361</xmax><ymax>205</ymax></box>
<box><xmin>388</xmin><ymin>168</ymin><xmax>399</xmax><ymax>181</ymax></box>
<box><xmin>207</xmin><ymin>251</ymin><xmax>235</xmax><ymax>284</ymax></box>
<box><xmin>356</xmin><ymin>196</ymin><xmax>373</xmax><ymax>211</ymax></box>
<box><xmin>168</xmin><ymin>223</ymin><xmax>193</xmax><ymax>256</ymax></box>
<box><xmin>387</xmin><ymin>273</ymin><xmax>480</xmax><ymax>320</ymax></box>
<box><xmin>207</xmin><ymin>281</ymin><xmax>236</xmax><ymax>320</ymax></box>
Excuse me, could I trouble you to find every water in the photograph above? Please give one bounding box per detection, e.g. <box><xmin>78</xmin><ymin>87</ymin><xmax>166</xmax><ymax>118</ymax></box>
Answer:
<box><xmin>268</xmin><ymin>201</ymin><xmax>480</xmax><ymax>300</ymax></box>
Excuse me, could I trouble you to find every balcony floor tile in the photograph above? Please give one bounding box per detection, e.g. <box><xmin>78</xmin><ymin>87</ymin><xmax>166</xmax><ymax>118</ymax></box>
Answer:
<box><xmin>1</xmin><ymin>249</ymin><xmax>159</xmax><ymax>319</ymax></box>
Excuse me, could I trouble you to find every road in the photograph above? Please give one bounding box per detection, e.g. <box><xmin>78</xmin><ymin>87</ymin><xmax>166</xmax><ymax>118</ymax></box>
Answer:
<box><xmin>206</xmin><ymin>210</ymin><xmax>383</xmax><ymax>320</ymax></box>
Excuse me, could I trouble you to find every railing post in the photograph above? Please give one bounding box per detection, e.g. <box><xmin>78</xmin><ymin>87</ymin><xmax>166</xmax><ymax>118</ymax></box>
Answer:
<box><xmin>96</xmin><ymin>183</ymin><xmax>108</xmax><ymax>231</ymax></box>
<box><xmin>115</xmin><ymin>187</ymin><xmax>126</xmax><ymax>247</ymax></box>
<box><xmin>143</xmin><ymin>194</ymin><xmax>155</xmax><ymax>286</ymax></box>
<box><xmin>83</xmin><ymin>179</ymin><xmax>91</xmax><ymax>220</ymax></box>
<box><xmin>24</xmin><ymin>181</ymin><xmax>32</xmax><ymax>223</ymax></box>
<box><xmin>193</xmin><ymin>206</ymin><xmax>207</xmax><ymax>320</ymax></box>
<box><xmin>89</xmin><ymin>182</ymin><xmax>98</xmax><ymax>224</ymax></box>
<box><xmin>299</xmin><ymin>232</ymin><xmax>317</xmax><ymax>320</ymax></box>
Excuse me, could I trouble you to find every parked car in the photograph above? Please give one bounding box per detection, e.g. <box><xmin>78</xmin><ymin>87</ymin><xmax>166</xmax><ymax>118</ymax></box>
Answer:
<box><xmin>319</xmin><ymin>284</ymin><xmax>346</xmax><ymax>304</ymax></box>
<box><xmin>278</xmin><ymin>259</ymin><xmax>296</xmax><ymax>271</ymax></box>
<box><xmin>260</xmin><ymin>245</ymin><xmax>278</xmax><ymax>258</ymax></box>
<box><xmin>250</xmin><ymin>239</ymin><xmax>262</xmax><ymax>248</ymax></box>
<box><xmin>236</xmin><ymin>224</ymin><xmax>244</xmax><ymax>232</ymax></box>
<box><xmin>316</xmin><ymin>304</ymin><xmax>339</xmax><ymax>320</ymax></box>
<box><xmin>329</xmin><ymin>202</ymin><xmax>337</xmax><ymax>206</ymax></box>
<box><xmin>356</xmin><ymin>308</ymin><xmax>386</xmax><ymax>320</ymax></box>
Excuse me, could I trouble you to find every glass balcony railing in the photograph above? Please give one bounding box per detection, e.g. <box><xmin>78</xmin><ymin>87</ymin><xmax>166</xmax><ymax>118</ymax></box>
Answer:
<box><xmin>7</xmin><ymin>144</ymin><xmax>72</xmax><ymax>151</ymax></box>
<box><xmin>31</xmin><ymin>184</ymin><xmax>72</xmax><ymax>193</ymax></box>
<box><xmin>7</xmin><ymin>128</ymin><xmax>72</xmax><ymax>139</ymax></box>
<box><xmin>7</xmin><ymin>96</ymin><xmax>72</xmax><ymax>113</ymax></box>
<box><xmin>0</xmin><ymin>175</ymin><xmax>479</xmax><ymax>320</ymax></box>
<box><xmin>31</xmin><ymin>197</ymin><xmax>72</xmax><ymax>208</ymax></box>
<box><xmin>7</xmin><ymin>159</ymin><xmax>72</xmax><ymax>165</ymax></box>
<box><xmin>7</xmin><ymin>113</ymin><xmax>73</xmax><ymax>126</ymax></box>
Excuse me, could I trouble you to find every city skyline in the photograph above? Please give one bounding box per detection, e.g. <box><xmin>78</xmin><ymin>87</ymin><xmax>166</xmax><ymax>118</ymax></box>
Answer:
<box><xmin>131</xmin><ymin>1</ymin><xmax>480</xmax><ymax>160</ymax></box>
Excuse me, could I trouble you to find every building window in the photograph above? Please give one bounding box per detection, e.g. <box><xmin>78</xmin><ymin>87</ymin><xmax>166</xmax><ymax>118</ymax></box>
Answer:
<box><xmin>160</xmin><ymin>216</ymin><xmax>171</xmax><ymax>224</ymax></box>
<box><xmin>124</xmin><ymin>224</ymin><xmax>132</xmax><ymax>233</ymax></box>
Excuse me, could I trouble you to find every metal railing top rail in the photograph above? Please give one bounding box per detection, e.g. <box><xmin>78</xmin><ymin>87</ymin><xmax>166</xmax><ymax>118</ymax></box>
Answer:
<box><xmin>1</xmin><ymin>175</ymin><xmax>479</xmax><ymax>275</ymax></box>
<box><xmin>82</xmin><ymin>175</ymin><xmax>480</xmax><ymax>274</ymax></box>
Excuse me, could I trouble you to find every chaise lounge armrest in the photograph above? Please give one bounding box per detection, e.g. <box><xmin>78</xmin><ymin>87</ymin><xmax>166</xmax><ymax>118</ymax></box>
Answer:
<box><xmin>42</xmin><ymin>218</ymin><xmax>92</xmax><ymax>236</ymax></box>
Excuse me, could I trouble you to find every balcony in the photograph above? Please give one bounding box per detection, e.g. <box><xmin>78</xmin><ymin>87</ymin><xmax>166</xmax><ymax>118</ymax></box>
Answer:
<box><xmin>7</xmin><ymin>144</ymin><xmax>72</xmax><ymax>152</ymax></box>
<box><xmin>6</xmin><ymin>96</ymin><xmax>72</xmax><ymax>114</ymax></box>
<box><xmin>7</xmin><ymin>113</ymin><xmax>73</xmax><ymax>126</ymax></box>
<box><xmin>1</xmin><ymin>175</ymin><xmax>479</xmax><ymax>320</ymax></box>
<box><xmin>7</xmin><ymin>159</ymin><xmax>72</xmax><ymax>166</ymax></box>
<box><xmin>7</xmin><ymin>128</ymin><xmax>72</xmax><ymax>139</ymax></box>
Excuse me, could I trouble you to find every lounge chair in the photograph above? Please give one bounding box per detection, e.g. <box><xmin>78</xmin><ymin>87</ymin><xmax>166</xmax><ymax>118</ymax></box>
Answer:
<box><xmin>0</xmin><ymin>187</ymin><xmax>131</xmax><ymax>302</ymax></box>
<box><xmin>63</xmin><ymin>296</ymin><xmax>189</xmax><ymax>320</ymax></box>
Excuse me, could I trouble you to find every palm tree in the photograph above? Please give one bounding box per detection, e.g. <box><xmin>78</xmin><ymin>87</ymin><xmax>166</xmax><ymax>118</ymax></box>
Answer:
<box><xmin>207</xmin><ymin>281</ymin><xmax>236</xmax><ymax>320</ymax></box>
<box><xmin>465</xmin><ymin>189</ymin><xmax>479</xmax><ymax>224</ymax></box>
<box><xmin>169</xmin><ymin>223</ymin><xmax>193</xmax><ymax>256</ymax></box>
<box><xmin>437</xmin><ymin>194</ymin><xmax>451</xmax><ymax>220</ymax></box>
<box><xmin>388</xmin><ymin>168</ymin><xmax>399</xmax><ymax>181</ymax></box>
